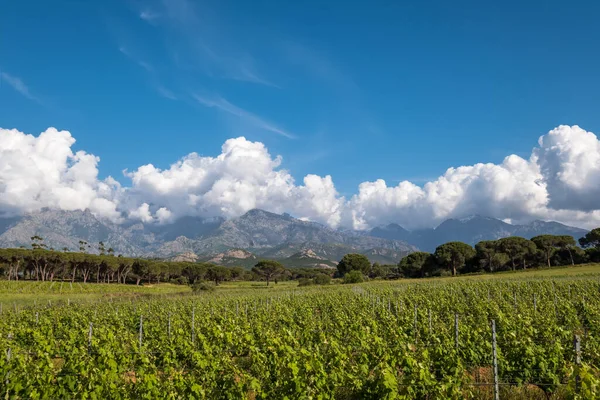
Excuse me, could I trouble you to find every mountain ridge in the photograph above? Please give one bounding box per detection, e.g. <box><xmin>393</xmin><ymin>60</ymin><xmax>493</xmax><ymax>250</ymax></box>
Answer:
<box><xmin>369</xmin><ymin>215</ymin><xmax>588</xmax><ymax>252</ymax></box>
<box><xmin>0</xmin><ymin>210</ymin><xmax>587</xmax><ymax>265</ymax></box>
<box><xmin>0</xmin><ymin>209</ymin><xmax>416</xmax><ymax>265</ymax></box>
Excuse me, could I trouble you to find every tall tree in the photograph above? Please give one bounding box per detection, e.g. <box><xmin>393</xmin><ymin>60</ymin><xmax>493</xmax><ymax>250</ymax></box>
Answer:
<box><xmin>579</xmin><ymin>228</ymin><xmax>600</xmax><ymax>249</ymax></box>
<box><xmin>98</xmin><ymin>242</ymin><xmax>106</xmax><ymax>256</ymax></box>
<box><xmin>474</xmin><ymin>241</ymin><xmax>501</xmax><ymax>272</ymax></box>
<box><xmin>398</xmin><ymin>252</ymin><xmax>433</xmax><ymax>278</ymax></box>
<box><xmin>531</xmin><ymin>235</ymin><xmax>562</xmax><ymax>268</ymax></box>
<box><xmin>252</xmin><ymin>260</ymin><xmax>286</xmax><ymax>286</ymax></box>
<box><xmin>206</xmin><ymin>266</ymin><xmax>231</xmax><ymax>286</ymax></box>
<box><xmin>337</xmin><ymin>253</ymin><xmax>371</xmax><ymax>276</ymax></box>
<box><xmin>557</xmin><ymin>235</ymin><xmax>577</xmax><ymax>265</ymax></box>
<box><xmin>434</xmin><ymin>242</ymin><xmax>475</xmax><ymax>276</ymax></box>
<box><xmin>497</xmin><ymin>237</ymin><xmax>536</xmax><ymax>270</ymax></box>
<box><xmin>30</xmin><ymin>235</ymin><xmax>46</xmax><ymax>250</ymax></box>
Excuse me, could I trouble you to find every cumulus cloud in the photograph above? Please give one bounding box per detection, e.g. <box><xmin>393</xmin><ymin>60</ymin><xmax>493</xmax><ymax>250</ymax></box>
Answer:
<box><xmin>535</xmin><ymin>125</ymin><xmax>600</xmax><ymax>212</ymax></box>
<box><xmin>0</xmin><ymin>127</ymin><xmax>121</xmax><ymax>221</ymax></box>
<box><xmin>1</xmin><ymin>125</ymin><xmax>599</xmax><ymax>230</ymax></box>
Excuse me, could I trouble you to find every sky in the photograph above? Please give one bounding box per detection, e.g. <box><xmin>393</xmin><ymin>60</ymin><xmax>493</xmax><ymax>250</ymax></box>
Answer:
<box><xmin>1</xmin><ymin>0</ymin><xmax>600</xmax><ymax>230</ymax></box>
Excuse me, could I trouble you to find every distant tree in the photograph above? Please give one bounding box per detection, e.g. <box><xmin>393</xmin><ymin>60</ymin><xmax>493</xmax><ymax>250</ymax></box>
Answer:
<box><xmin>475</xmin><ymin>241</ymin><xmax>503</xmax><ymax>272</ymax></box>
<box><xmin>107</xmin><ymin>247</ymin><xmax>115</xmax><ymax>256</ymax></box>
<box><xmin>579</xmin><ymin>228</ymin><xmax>600</xmax><ymax>249</ymax></box>
<box><xmin>98</xmin><ymin>241</ymin><xmax>106</xmax><ymax>256</ymax></box>
<box><xmin>434</xmin><ymin>242</ymin><xmax>475</xmax><ymax>276</ymax></box>
<box><xmin>556</xmin><ymin>236</ymin><xmax>577</xmax><ymax>265</ymax></box>
<box><xmin>337</xmin><ymin>253</ymin><xmax>371</xmax><ymax>276</ymax></box>
<box><xmin>497</xmin><ymin>237</ymin><xmax>537</xmax><ymax>270</ymax></box>
<box><xmin>132</xmin><ymin>259</ymin><xmax>151</xmax><ymax>285</ymax></box>
<box><xmin>531</xmin><ymin>235</ymin><xmax>576</xmax><ymax>267</ymax></box>
<box><xmin>313</xmin><ymin>273</ymin><xmax>331</xmax><ymax>285</ymax></box>
<box><xmin>181</xmin><ymin>263</ymin><xmax>207</xmax><ymax>284</ymax></box>
<box><xmin>78</xmin><ymin>240</ymin><xmax>88</xmax><ymax>253</ymax></box>
<box><xmin>252</xmin><ymin>260</ymin><xmax>286</xmax><ymax>286</ymax></box>
<box><xmin>369</xmin><ymin>262</ymin><xmax>394</xmax><ymax>278</ymax></box>
<box><xmin>206</xmin><ymin>266</ymin><xmax>231</xmax><ymax>286</ymax></box>
<box><xmin>30</xmin><ymin>235</ymin><xmax>46</xmax><ymax>250</ymax></box>
<box><xmin>343</xmin><ymin>270</ymin><xmax>364</xmax><ymax>284</ymax></box>
<box><xmin>398</xmin><ymin>252</ymin><xmax>433</xmax><ymax>278</ymax></box>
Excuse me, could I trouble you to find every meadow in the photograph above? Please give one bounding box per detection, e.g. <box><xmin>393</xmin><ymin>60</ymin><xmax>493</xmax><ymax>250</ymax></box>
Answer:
<box><xmin>1</xmin><ymin>265</ymin><xmax>600</xmax><ymax>399</ymax></box>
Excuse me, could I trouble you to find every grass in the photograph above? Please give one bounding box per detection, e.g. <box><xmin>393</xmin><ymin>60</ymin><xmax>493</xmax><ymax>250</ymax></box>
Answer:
<box><xmin>0</xmin><ymin>281</ymin><xmax>191</xmax><ymax>308</ymax></box>
<box><xmin>2</xmin><ymin>263</ymin><xmax>599</xmax><ymax>308</ymax></box>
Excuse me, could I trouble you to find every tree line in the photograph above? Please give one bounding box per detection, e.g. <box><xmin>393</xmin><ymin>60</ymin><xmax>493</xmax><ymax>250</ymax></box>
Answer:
<box><xmin>0</xmin><ymin>237</ymin><xmax>333</xmax><ymax>286</ymax></box>
<box><xmin>2</xmin><ymin>229</ymin><xmax>599</xmax><ymax>285</ymax></box>
<box><xmin>333</xmin><ymin>229</ymin><xmax>600</xmax><ymax>280</ymax></box>
<box><xmin>396</xmin><ymin>229</ymin><xmax>600</xmax><ymax>278</ymax></box>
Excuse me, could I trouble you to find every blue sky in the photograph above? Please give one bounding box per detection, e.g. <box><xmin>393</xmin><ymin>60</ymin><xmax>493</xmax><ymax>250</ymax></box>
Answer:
<box><xmin>1</xmin><ymin>0</ymin><xmax>600</xmax><ymax>230</ymax></box>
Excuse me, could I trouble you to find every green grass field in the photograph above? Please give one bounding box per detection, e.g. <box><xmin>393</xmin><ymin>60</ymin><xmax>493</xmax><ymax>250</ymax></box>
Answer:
<box><xmin>0</xmin><ymin>281</ymin><xmax>191</xmax><ymax>308</ymax></box>
<box><xmin>2</xmin><ymin>263</ymin><xmax>599</xmax><ymax>308</ymax></box>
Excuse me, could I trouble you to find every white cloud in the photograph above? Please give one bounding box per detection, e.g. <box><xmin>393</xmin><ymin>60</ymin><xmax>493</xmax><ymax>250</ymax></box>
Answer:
<box><xmin>1</xmin><ymin>125</ymin><xmax>600</xmax><ymax>230</ymax></box>
<box><xmin>1</xmin><ymin>72</ymin><xmax>40</xmax><ymax>103</ymax></box>
<box><xmin>193</xmin><ymin>94</ymin><xmax>295</xmax><ymax>139</ymax></box>
<box><xmin>535</xmin><ymin>125</ymin><xmax>600</xmax><ymax>212</ymax></box>
<box><xmin>0</xmin><ymin>127</ymin><xmax>121</xmax><ymax>221</ymax></box>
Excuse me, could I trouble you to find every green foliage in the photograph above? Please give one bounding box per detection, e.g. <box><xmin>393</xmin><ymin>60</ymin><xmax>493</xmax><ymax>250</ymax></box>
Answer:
<box><xmin>313</xmin><ymin>273</ymin><xmax>331</xmax><ymax>285</ymax></box>
<box><xmin>337</xmin><ymin>253</ymin><xmax>371</xmax><ymax>276</ymax></box>
<box><xmin>342</xmin><ymin>269</ymin><xmax>364</xmax><ymax>283</ymax></box>
<box><xmin>579</xmin><ymin>228</ymin><xmax>600</xmax><ymax>249</ymax></box>
<box><xmin>1</xmin><ymin>277</ymin><xmax>599</xmax><ymax>398</ymax></box>
<box><xmin>531</xmin><ymin>235</ymin><xmax>576</xmax><ymax>268</ymax></box>
<box><xmin>297</xmin><ymin>277</ymin><xmax>314</xmax><ymax>287</ymax></box>
<box><xmin>434</xmin><ymin>242</ymin><xmax>476</xmax><ymax>276</ymax></box>
<box><xmin>191</xmin><ymin>282</ymin><xmax>216</xmax><ymax>292</ymax></box>
<box><xmin>252</xmin><ymin>260</ymin><xmax>286</xmax><ymax>286</ymax></box>
<box><xmin>398</xmin><ymin>252</ymin><xmax>433</xmax><ymax>278</ymax></box>
<box><xmin>497</xmin><ymin>237</ymin><xmax>537</xmax><ymax>270</ymax></box>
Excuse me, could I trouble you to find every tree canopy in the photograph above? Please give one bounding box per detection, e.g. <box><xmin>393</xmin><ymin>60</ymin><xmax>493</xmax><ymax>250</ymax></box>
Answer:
<box><xmin>252</xmin><ymin>260</ymin><xmax>286</xmax><ymax>286</ymax></box>
<box><xmin>434</xmin><ymin>242</ymin><xmax>475</xmax><ymax>276</ymax></box>
<box><xmin>579</xmin><ymin>228</ymin><xmax>600</xmax><ymax>249</ymax></box>
<box><xmin>398</xmin><ymin>252</ymin><xmax>433</xmax><ymax>278</ymax></box>
<box><xmin>336</xmin><ymin>253</ymin><xmax>371</xmax><ymax>276</ymax></box>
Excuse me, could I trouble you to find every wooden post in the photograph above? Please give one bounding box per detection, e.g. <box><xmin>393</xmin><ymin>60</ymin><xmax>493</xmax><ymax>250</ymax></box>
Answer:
<box><xmin>168</xmin><ymin>312</ymin><xmax>172</xmax><ymax>339</ymax></box>
<box><xmin>5</xmin><ymin>346</ymin><xmax>11</xmax><ymax>388</ymax></box>
<box><xmin>413</xmin><ymin>304</ymin><xmax>418</xmax><ymax>340</ymax></box>
<box><xmin>574</xmin><ymin>334</ymin><xmax>581</xmax><ymax>393</ymax></box>
<box><xmin>492</xmin><ymin>320</ymin><xmax>499</xmax><ymax>400</ymax></box>
<box><xmin>35</xmin><ymin>312</ymin><xmax>39</xmax><ymax>324</ymax></box>
<box><xmin>428</xmin><ymin>309</ymin><xmax>432</xmax><ymax>336</ymax></box>
<box><xmin>88</xmin><ymin>322</ymin><xmax>93</xmax><ymax>354</ymax></box>
<box><xmin>454</xmin><ymin>314</ymin><xmax>459</xmax><ymax>350</ymax></box>
<box><xmin>192</xmin><ymin>307</ymin><xmax>196</xmax><ymax>344</ymax></box>
<box><xmin>139</xmin><ymin>315</ymin><xmax>143</xmax><ymax>350</ymax></box>
<box><xmin>533</xmin><ymin>293</ymin><xmax>537</xmax><ymax>312</ymax></box>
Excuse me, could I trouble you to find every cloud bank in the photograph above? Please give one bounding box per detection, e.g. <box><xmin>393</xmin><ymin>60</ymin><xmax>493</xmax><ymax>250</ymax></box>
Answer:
<box><xmin>0</xmin><ymin>125</ymin><xmax>599</xmax><ymax>230</ymax></box>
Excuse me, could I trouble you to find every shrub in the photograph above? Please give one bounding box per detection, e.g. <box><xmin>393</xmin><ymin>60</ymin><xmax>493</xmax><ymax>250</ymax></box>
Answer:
<box><xmin>343</xmin><ymin>270</ymin><xmax>364</xmax><ymax>284</ymax></box>
<box><xmin>298</xmin><ymin>278</ymin><xmax>314</xmax><ymax>287</ymax></box>
<box><xmin>191</xmin><ymin>282</ymin><xmax>216</xmax><ymax>292</ymax></box>
<box><xmin>170</xmin><ymin>276</ymin><xmax>189</xmax><ymax>285</ymax></box>
<box><xmin>313</xmin><ymin>274</ymin><xmax>331</xmax><ymax>285</ymax></box>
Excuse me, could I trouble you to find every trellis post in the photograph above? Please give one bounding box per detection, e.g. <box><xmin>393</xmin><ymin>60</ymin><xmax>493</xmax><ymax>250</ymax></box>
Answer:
<box><xmin>492</xmin><ymin>320</ymin><xmax>499</xmax><ymax>400</ymax></box>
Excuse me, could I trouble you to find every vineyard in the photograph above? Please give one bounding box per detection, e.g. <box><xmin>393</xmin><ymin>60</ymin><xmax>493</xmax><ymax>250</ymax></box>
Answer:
<box><xmin>1</xmin><ymin>274</ymin><xmax>600</xmax><ymax>399</ymax></box>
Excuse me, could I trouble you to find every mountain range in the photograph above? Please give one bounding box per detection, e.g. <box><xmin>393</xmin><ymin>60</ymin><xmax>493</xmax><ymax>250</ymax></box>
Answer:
<box><xmin>369</xmin><ymin>215</ymin><xmax>588</xmax><ymax>252</ymax></box>
<box><xmin>0</xmin><ymin>209</ymin><xmax>588</xmax><ymax>267</ymax></box>
<box><xmin>0</xmin><ymin>209</ymin><xmax>416</xmax><ymax>267</ymax></box>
